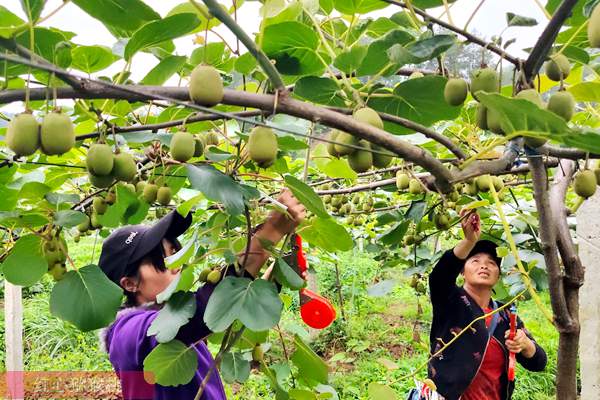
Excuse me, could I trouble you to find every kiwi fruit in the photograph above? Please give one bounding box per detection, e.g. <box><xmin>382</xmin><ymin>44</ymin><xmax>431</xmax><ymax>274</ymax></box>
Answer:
<box><xmin>91</xmin><ymin>212</ymin><xmax>102</xmax><ymax>229</ymax></box>
<box><xmin>435</xmin><ymin>213</ymin><xmax>450</xmax><ymax>230</ymax></box>
<box><xmin>48</xmin><ymin>263</ymin><xmax>67</xmax><ymax>281</ymax></box>
<box><xmin>327</xmin><ymin>130</ymin><xmax>341</xmax><ymax>157</ymax></box>
<box><xmin>205</xmin><ymin>131</ymin><xmax>220</xmax><ymax>146</ymax></box>
<box><xmin>248</xmin><ymin>126</ymin><xmax>278</xmax><ymax>168</ymax></box>
<box><xmin>515</xmin><ymin>89</ymin><xmax>544</xmax><ymax>108</ymax></box>
<box><xmin>372</xmin><ymin>144</ymin><xmax>393</xmax><ymax>168</ymax></box>
<box><xmin>6</xmin><ymin>112</ymin><xmax>40</xmax><ymax>156</ymax></box>
<box><xmin>595</xmin><ymin>168</ymin><xmax>600</xmax><ymax>186</ymax></box>
<box><xmin>40</xmin><ymin>111</ymin><xmax>75</xmax><ymax>155</ymax></box>
<box><xmin>77</xmin><ymin>216</ymin><xmax>90</xmax><ymax>233</ymax></box>
<box><xmin>476</xmin><ymin>175</ymin><xmax>492</xmax><ymax>192</ymax></box>
<box><xmin>545</xmin><ymin>54</ymin><xmax>571</xmax><ymax>81</ymax></box>
<box><xmin>409</xmin><ymin>71</ymin><xmax>424</xmax><ymax>79</ymax></box>
<box><xmin>353</xmin><ymin>107</ymin><xmax>384</xmax><ymax>129</ymax></box>
<box><xmin>348</xmin><ymin>140</ymin><xmax>373</xmax><ymax>173</ymax></box>
<box><xmin>86</xmin><ymin>144</ymin><xmax>114</xmax><ymax>176</ymax></box>
<box><xmin>143</xmin><ymin>183</ymin><xmax>159</xmax><ymax>203</ymax></box>
<box><xmin>444</xmin><ymin>78</ymin><xmax>469</xmax><ymax>106</ymax></box>
<box><xmin>470</xmin><ymin>68</ymin><xmax>498</xmax><ymax>100</ymax></box>
<box><xmin>492</xmin><ymin>176</ymin><xmax>505</xmax><ymax>192</ymax></box>
<box><xmin>403</xmin><ymin>234</ymin><xmax>416</xmax><ymax>246</ymax></box>
<box><xmin>334</xmin><ymin>132</ymin><xmax>358</xmax><ymax>156</ymax></box>
<box><xmin>112</xmin><ymin>152</ymin><xmax>137</xmax><ymax>182</ymax></box>
<box><xmin>170</xmin><ymin>131</ymin><xmax>196</xmax><ymax>162</ymax></box>
<box><xmin>188</xmin><ymin>65</ymin><xmax>224</xmax><ymax>106</ymax></box>
<box><xmin>409</xmin><ymin>179</ymin><xmax>423</xmax><ymax>194</ymax></box>
<box><xmin>396</xmin><ymin>171</ymin><xmax>410</xmax><ymax>190</ymax></box>
<box><xmin>73</xmin><ymin>233</ymin><xmax>80</xmax><ymax>243</ymax></box>
<box><xmin>88</xmin><ymin>172</ymin><xmax>114</xmax><ymax>188</ymax></box>
<box><xmin>157</xmin><ymin>186</ymin><xmax>172</xmax><ymax>206</ymax></box>
<box><xmin>476</xmin><ymin>104</ymin><xmax>488</xmax><ymax>130</ymax></box>
<box><xmin>207</xmin><ymin>269</ymin><xmax>222</xmax><ymax>284</ymax></box>
<box><xmin>136</xmin><ymin>180</ymin><xmax>146</xmax><ymax>195</ymax></box>
<box><xmin>252</xmin><ymin>345</ymin><xmax>264</xmax><ymax>362</ymax></box>
<box><xmin>574</xmin><ymin>169</ymin><xmax>597</xmax><ymax>198</ymax></box>
<box><xmin>464</xmin><ymin>181</ymin><xmax>478</xmax><ymax>196</ymax></box>
<box><xmin>589</xmin><ymin>4</ymin><xmax>600</xmax><ymax>47</ymax></box>
<box><xmin>92</xmin><ymin>197</ymin><xmax>108</xmax><ymax>215</ymax></box>
<box><xmin>199</xmin><ymin>268</ymin><xmax>212</xmax><ymax>282</ymax></box>
<box><xmin>194</xmin><ymin>136</ymin><xmax>204</xmax><ymax>157</ymax></box>
<box><xmin>547</xmin><ymin>91</ymin><xmax>575</xmax><ymax>121</ymax></box>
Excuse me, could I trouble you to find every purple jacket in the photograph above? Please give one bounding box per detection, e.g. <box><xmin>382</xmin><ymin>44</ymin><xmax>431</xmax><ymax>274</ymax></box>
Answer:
<box><xmin>101</xmin><ymin>278</ymin><xmax>227</xmax><ymax>400</ymax></box>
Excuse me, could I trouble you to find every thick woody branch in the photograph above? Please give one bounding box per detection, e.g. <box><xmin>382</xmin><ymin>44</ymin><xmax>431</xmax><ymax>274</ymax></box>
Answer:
<box><xmin>541</xmin><ymin>144</ymin><xmax>600</xmax><ymax>160</ymax></box>
<box><xmin>453</xmin><ymin>138</ymin><xmax>523</xmax><ymax>183</ymax></box>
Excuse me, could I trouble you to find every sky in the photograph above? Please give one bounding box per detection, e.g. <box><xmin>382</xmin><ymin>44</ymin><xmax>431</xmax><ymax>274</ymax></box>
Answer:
<box><xmin>1</xmin><ymin>0</ymin><xmax>549</xmax><ymax>112</ymax></box>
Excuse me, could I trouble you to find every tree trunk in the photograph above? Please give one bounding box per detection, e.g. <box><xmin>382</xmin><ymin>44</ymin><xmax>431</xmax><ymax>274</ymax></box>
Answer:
<box><xmin>556</xmin><ymin>331</ymin><xmax>580</xmax><ymax>400</ymax></box>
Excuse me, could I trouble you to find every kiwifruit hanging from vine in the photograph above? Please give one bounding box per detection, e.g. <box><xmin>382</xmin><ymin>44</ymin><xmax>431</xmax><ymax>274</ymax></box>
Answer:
<box><xmin>188</xmin><ymin>65</ymin><xmax>224</xmax><ymax>106</ymax></box>
<box><xmin>573</xmin><ymin>169</ymin><xmax>597</xmax><ymax>199</ymax></box>
<box><xmin>143</xmin><ymin>183</ymin><xmax>158</xmax><ymax>203</ymax></box>
<box><xmin>595</xmin><ymin>168</ymin><xmax>600</xmax><ymax>186</ymax></box>
<box><xmin>91</xmin><ymin>212</ymin><xmax>102</xmax><ymax>229</ymax></box>
<box><xmin>248</xmin><ymin>126</ymin><xmax>278</xmax><ymax>168</ymax></box>
<box><xmin>589</xmin><ymin>4</ymin><xmax>600</xmax><ymax>47</ymax></box>
<box><xmin>205</xmin><ymin>131</ymin><xmax>220</xmax><ymax>146</ymax></box>
<box><xmin>6</xmin><ymin>112</ymin><xmax>39</xmax><ymax>156</ymax></box>
<box><xmin>157</xmin><ymin>185</ymin><xmax>172</xmax><ymax>206</ymax></box>
<box><xmin>547</xmin><ymin>91</ymin><xmax>575</xmax><ymax>122</ymax></box>
<box><xmin>252</xmin><ymin>345</ymin><xmax>264</xmax><ymax>362</ymax></box>
<box><xmin>434</xmin><ymin>213</ymin><xmax>450</xmax><ymax>230</ymax></box>
<box><xmin>77</xmin><ymin>216</ymin><xmax>90</xmax><ymax>233</ymax></box>
<box><xmin>86</xmin><ymin>144</ymin><xmax>114</xmax><ymax>176</ymax></box>
<box><xmin>396</xmin><ymin>171</ymin><xmax>410</xmax><ymax>190</ymax></box>
<box><xmin>476</xmin><ymin>175</ymin><xmax>492</xmax><ymax>192</ymax></box>
<box><xmin>353</xmin><ymin>107</ymin><xmax>384</xmax><ymax>129</ymax></box>
<box><xmin>92</xmin><ymin>196</ymin><xmax>108</xmax><ymax>215</ymax></box>
<box><xmin>48</xmin><ymin>262</ymin><xmax>67</xmax><ymax>281</ymax></box>
<box><xmin>515</xmin><ymin>89</ymin><xmax>544</xmax><ymax>108</ymax></box>
<box><xmin>409</xmin><ymin>179</ymin><xmax>423</xmax><ymax>194</ymax></box>
<box><xmin>444</xmin><ymin>78</ymin><xmax>469</xmax><ymax>106</ymax></box>
<box><xmin>136</xmin><ymin>180</ymin><xmax>146</xmax><ymax>195</ymax></box>
<box><xmin>334</xmin><ymin>132</ymin><xmax>358</xmax><ymax>156</ymax></box>
<box><xmin>88</xmin><ymin>172</ymin><xmax>114</xmax><ymax>188</ymax></box>
<box><xmin>170</xmin><ymin>131</ymin><xmax>196</xmax><ymax>162</ymax></box>
<box><xmin>348</xmin><ymin>140</ymin><xmax>373</xmax><ymax>173</ymax></box>
<box><xmin>470</xmin><ymin>68</ymin><xmax>498</xmax><ymax>100</ymax></box>
<box><xmin>112</xmin><ymin>152</ymin><xmax>137</xmax><ymax>182</ymax></box>
<box><xmin>40</xmin><ymin>110</ymin><xmax>75</xmax><ymax>155</ymax></box>
<box><xmin>492</xmin><ymin>176</ymin><xmax>505</xmax><ymax>192</ymax></box>
<box><xmin>327</xmin><ymin>130</ymin><xmax>341</xmax><ymax>157</ymax></box>
<box><xmin>372</xmin><ymin>144</ymin><xmax>393</xmax><ymax>168</ymax></box>
<box><xmin>199</xmin><ymin>268</ymin><xmax>212</xmax><ymax>283</ymax></box>
<box><xmin>207</xmin><ymin>269</ymin><xmax>222</xmax><ymax>284</ymax></box>
<box><xmin>194</xmin><ymin>136</ymin><xmax>204</xmax><ymax>157</ymax></box>
<box><xmin>486</xmin><ymin>108</ymin><xmax>504</xmax><ymax>135</ymax></box>
<box><xmin>105</xmin><ymin>190</ymin><xmax>116</xmax><ymax>204</ymax></box>
<box><xmin>544</xmin><ymin>54</ymin><xmax>571</xmax><ymax>82</ymax></box>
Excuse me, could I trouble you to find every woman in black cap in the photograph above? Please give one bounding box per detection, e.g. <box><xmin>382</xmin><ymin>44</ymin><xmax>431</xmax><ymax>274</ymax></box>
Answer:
<box><xmin>98</xmin><ymin>189</ymin><xmax>305</xmax><ymax>400</ymax></box>
<box><xmin>426</xmin><ymin>210</ymin><xmax>547</xmax><ymax>400</ymax></box>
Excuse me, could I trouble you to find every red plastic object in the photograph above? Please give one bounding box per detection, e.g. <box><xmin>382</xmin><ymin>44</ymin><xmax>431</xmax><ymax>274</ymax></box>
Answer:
<box><xmin>299</xmin><ymin>288</ymin><xmax>337</xmax><ymax>329</ymax></box>
<box><xmin>508</xmin><ymin>305</ymin><xmax>517</xmax><ymax>382</ymax></box>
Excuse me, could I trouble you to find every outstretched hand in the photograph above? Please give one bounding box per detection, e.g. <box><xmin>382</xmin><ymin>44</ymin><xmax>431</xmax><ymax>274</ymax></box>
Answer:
<box><xmin>264</xmin><ymin>189</ymin><xmax>306</xmax><ymax>237</ymax></box>
<box><xmin>460</xmin><ymin>209</ymin><xmax>481</xmax><ymax>243</ymax></box>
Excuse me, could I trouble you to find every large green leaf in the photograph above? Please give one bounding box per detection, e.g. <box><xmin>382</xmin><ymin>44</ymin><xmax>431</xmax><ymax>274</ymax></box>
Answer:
<box><xmin>300</xmin><ymin>216</ymin><xmax>353</xmax><ymax>252</ymax></box>
<box><xmin>273</xmin><ymin>258</ymin><xmax>306</xmax><ymax>290</ymax></box>
<box><xmin>333</xmin><ymin>45</ymin><xmax>368</xmax><ymax>74</ymax></box>
<box><xmin>293</xmin><ymin>76</ymin><xmax>346</xmax><ymax>107</ymax></box>
<box><xmin>20</xmin><ymin>0</ymin><xmax>45</xmax><ymax>23</ymax></box>
<box><xmin>124</xmin><ymin>13</ymin><xmax>200</xmax><ymax>60</ymax></box>
<box><xmin>546</xmin><ymin>0</ymin><xmax>585</xmax><ymax>26</ymax></box>
<box><xmin>143</xmin><ymin>340</ymin><xmax>198</xmax><ymax>386</ymax></box>
<box><xmin>71</xmin><ymin>0</ymin><xmax>161</xmax><ymax>37</ymax></box>
<box><xmin>2</xmin><ymin>235</ymin><xmax>47</xmax><ymax>287</ymax></box>
<box><xmin>97</xmin><ymin>185</ymin><xmax>147</xmax><ymax>227</ymax></box>
<box><xmin>356</xmin><ymin>29</ymin><xmax>415</xmax><ymax>76</ymax></box>
<box><xmin>187</xmin><ymin>164</ymin><xmax>259</xmax><ymax>216</ymax></box>
<box><xmin>333</xmin><ymin>0</ymin><xmax>387</xmax><ymax>14</ymax></box>
<box><xmin>140</xmin><ymin>55</ymin><xmax>186</xmax><ymax>85</ymax></box>
<box><xmin>388</xmin><ymin>35</ymin><xmax>456</xmax><ymax>65</ymax></box>
<box><xmin>165</xmin><ymin>230</ymin><xmax>198</xmax><ymax>269</ymax></box>
<box><xmin>290</xmin><ymin>334</ymin><xmax>328</xmax><ymax>384</ymax></box>
<box><xmin>204</xmin><ymin>277</ymin><xmax>283</xmax><ymax>332</ymax></box>
<box><xmin>71</xmin><ymin>45</ymin><xmax>119</xmax><ymax>73</ymax></box>
<box><xmin>53</xmin><ymin>210</ymin><xmax>87</xmax><ymax>228</ymax></box>
<box><xmin>147</xmin><ymin>291</ymin><xmax>197</xmax><ymax>343</ymax></box>
<box><xmin>0</xmin><ymin>6</ymin><xmax>24</xmax><ymax>38</ymax></box>
<box><xmin>284</xmin><ymin>174</ymin><xmax>329</xmax><ymax>218</ymax></box>
<box><xmin>50</xmin><ymin>264</ymin><xmax>123</xmax><ymax>331</ymax></box>
<box><xmin>368</xmin><ymin>383</ymin><xmax>397</xmax><ymax>400</ymax></box>
<box><xmin>568</xmin><ymin>81</ymin><xmax>600</xmax><ymax>102</ymax></box>
<box><xmin>221</xmin><ymin>351</ymin><xmax>251</xmax><ymax>384</ymax></box>
<box><xmin>368</xmin><ymin>75</ymin><xmax>460</xmax><ymax>133</ymax></box>
<box><xmin>262</xmin><ymin>21</ymin><xmax>327</xmax><ymax>76</ymax></box>
<box><xmin>412</xmin><ymin>0</ymin><xmax>457</xmax><ymax>7</ymax></box>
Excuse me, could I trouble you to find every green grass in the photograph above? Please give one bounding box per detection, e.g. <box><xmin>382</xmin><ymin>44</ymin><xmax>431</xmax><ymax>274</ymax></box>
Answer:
<box><xmin>0</xmin><ymin>242</ymin><xmax>561</xmax><ymax>399</ymax></box>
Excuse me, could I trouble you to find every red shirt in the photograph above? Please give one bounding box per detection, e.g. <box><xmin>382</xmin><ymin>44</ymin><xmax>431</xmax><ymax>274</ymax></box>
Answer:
<box><xmin>461</xmin><ymin>307</ymin><xmax>505</xmax><ymax>400</ymax></box>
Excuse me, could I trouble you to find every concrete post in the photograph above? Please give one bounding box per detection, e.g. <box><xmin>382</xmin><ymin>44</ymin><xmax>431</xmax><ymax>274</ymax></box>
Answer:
<box><xmin>4</xmin><ymin>281</ymin><xmax>24</xmax><ymax>400</ymax></box>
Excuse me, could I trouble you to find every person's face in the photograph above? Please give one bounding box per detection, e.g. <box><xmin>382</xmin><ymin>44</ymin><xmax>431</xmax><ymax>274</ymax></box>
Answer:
<box><xmin>121</xmin><ymin>239</ymin><xmax>180</xmax><ymax>304</ymax></box>
<box><xmin>462</xmin><ymin>252</ymin><xmax>500</xmax><ymax>289</ymax></box>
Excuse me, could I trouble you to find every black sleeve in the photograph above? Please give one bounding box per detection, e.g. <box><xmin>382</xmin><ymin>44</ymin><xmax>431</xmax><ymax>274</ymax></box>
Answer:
<box><xmin>428</xmin><ymin>249</ymin><xmax>465</xmax><ymax>308</ymax></box>
<box><xmin>515</xmin><ymin>316</ymin><xmax>548</xmax><ymax>372</ymax></box>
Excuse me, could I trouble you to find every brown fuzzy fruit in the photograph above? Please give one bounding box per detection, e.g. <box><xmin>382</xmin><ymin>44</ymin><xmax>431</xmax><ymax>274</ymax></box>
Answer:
<box><xmin>170</xmin><ymin>131</ymin><xmax>195</xmax><ymax>162</ymax></box>
<box><xmin>188</xmin><ymin>65</ymin><xmax>224</xmax><ymax>106</ymax></box>
<box><xmin>86</xmin><ymin>144</ymin><xmax>114</xmax><ymax>176</ymax></box>
<box><xmin>112</xmin><ymin>152</ymin><xmax>137</xmax><ymax>182</ymax></box>
<box><xmin>40</xmin><ymin>111</ymin><xmax>75</xmax><ymax>155</ymax></box>
<box><xmin>6</xmin><ymin>113</ymin><xmax>40</xmax><ymax>156</ymax></box>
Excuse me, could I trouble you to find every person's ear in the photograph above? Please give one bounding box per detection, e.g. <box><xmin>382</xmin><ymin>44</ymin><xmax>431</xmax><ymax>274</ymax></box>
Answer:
<box><xmin>120</xmin><ymin>276</ymin><xmax>137</xmax><ymax>293</ymax></box>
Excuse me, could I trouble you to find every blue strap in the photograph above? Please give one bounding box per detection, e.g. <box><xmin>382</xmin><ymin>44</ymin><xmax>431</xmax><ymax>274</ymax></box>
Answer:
<box><xmin>487</xmin><ymin>300</ymin><xmax>500</xmax><ymax>337</ymax></box>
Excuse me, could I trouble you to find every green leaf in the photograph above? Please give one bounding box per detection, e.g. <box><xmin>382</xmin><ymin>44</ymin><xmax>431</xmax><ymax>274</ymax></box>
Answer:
<box><xmin>71</xmin><ymin>0</ymin><xmax>160</xmax><ymax>37</ymax></box>
<box><xmin>167</xmin><ymin>1</ymin><xmax>226</xmax><ymax>33</ymax></box>
<box><xmin>143</xmin><ymin>340</ymin><xmax>198</xmax><ymax>386</ymax></box>
<box><xmin>568</xmin><ymin>81</ymin><xmax>600</xmax><ymax>102</ymax></box>
<box><xmin>235</xmin><ymin>52</ymin><xmax>257</xmax><ymax>75</ymax></box>
<box><xmin>148</xmin><ymin>291</ymin><xmax>197</xmax><ymax>343</ymax></box>
<box><xmin>584</xmin><ymin>0</ymin><xmax>600</xmax><ymax>17</ymax></box>
<box><xmin>356</xmin><ymin>29</ymin><xmax>415</xmax><ymax>76</ymax></box>
<box><xmin>317</xmin><ymin>157</ymin><xmax>358</xmax><ymax>180</ymax></box>
<box><xmin>165</xmin><ymin>230</ymin><xmax>198</xmax><ymax>269</ymax></box>
<box><xmin>561</xmin><ymin>129</ymin><xmax>600</xmax><ymax>154</ymax></box>
<box><xmin>274</xmin><ymin>258</ymin><xmax>306</xmax><ymax>290</ymax></box>
<box><xmin>300</xmin><ymin>217</ymin><xmax>353</xmax><ymax>252</ymax></box>
<box><xmin>0</xmin><ymin>6</ymin><xmax>25</xmax><ymax>38</ymax></box>
<box><xmin>140</xmin><ymin>55</ymin><xmax>186</xmax><ymax>85</ymax></box>
<box><xmin>204</xmin><ymin>277</ymin><xmax>283</xmax><ymax>332</ymax></box>
<box><xmin>2</xmin><ymin>235</ymin><xmax>47</xmax><ymax>287</ymax></box>
<box><xmin>0</xmin><ymin>211</ymin><xmax>49</xmax><ymax>228</ymax></box>
<box><xmin>463</xmin><ymin>199</ymin><xmax>489</xmax><ymax>210</ymax></box>
<box><xmin>20</xmin><ymin>0</ymin><xmax>45</xmax><ymax>23</ymax></box>
<box><xmin>333</xmin><ymin>45</ymin><xmax>368</xmax><ymax>74</ymax></box>
<box><xmin>380</xmin><ymin>220</ymin><xmax>409</xmax><ymax>245</ymax></box>
<box><xmin>262</xmin><ymin>21</ymin><xmax>327</xmax><ymax>76</ymax></box>
<box><xmin>221</xmin><ymin>351</ymin><xmax>251</xmax><ymax>383</ymax></box>
<box><xmin>124</xmin><ymin>13</ymin><xmax>200</xmax><ymax>61</ymax></box>
<box><xmin>506</xmin><ymin>12</ymin><xmax>538</xmax><ymax>27</ymax></box>
<box><xmin>97</xmin><ymin>185</ymin><xmax>144</xmax><ymax>227</ymax></box>
<box><xmin>53</xmin><ymin>210</ymin><xmax>87</xmax><ymax>228</ymax></box>
<box><xmin>289</xmin><ymin>389</ymin><xmax>317</xmax><ymax>400</ymax></box>
<box><xmin>405</xmin><ymin>200</ymin><xmax>427</xmax><ymax>223</ymax></box>
<box><xmin>284</xmin><ymin>175</ymin><xmax>329</xmax><ymax>218</ymax></box>
<box><xmin>405</xmin><ymin>34</ymin><xmax>456</xmax><ymax>63</ymax></box>
<box><xmin>368</xmin><ymin>383</ymin><xmax>397</xmax><ymax>400</ymax></box>
<box><xmin>189</xmin><ymin>42</ymin><xmax>227</xmax><ymax>67</ymax></box>
<box><xmin>71</xmin><ymin>45</ymin><xmax>119</xmax><ymax>73</ymax></box>
<box><xmin>177</xmin><ymin>194</ymin><xmax>204</xmax><ymax>218</ymax></box>
<box><xmin>294</xmin><ymin>76</ymin><xmax>346</xmax><ymax>107</ymax></box>
<box><xmin>291</xmin><ymin>334</ymin><xmax>328</xmax><ymax>384</ymax></box>
<box><xmin>45</xmin><ymin>192</ymin><xmax>81</xmax><ymax>206</ymax></box>
<box><xmin>187</xmin><ymin>164</ymin><xmax>259</xmax><ymax>216</ymax></box>
<box><xmin>547</xmin><ymin>0</ymin><xmax>585</xmax><ymax>26</ymax></box>
<box><xmin>333</xmin><ymin>0</ymin><xmax>387</xmax><ymax>14</ymax></box>
<box><xmin>50</xmin><ymin>264</ymin><xmax>123</xmax><ymax>331</ymax></box>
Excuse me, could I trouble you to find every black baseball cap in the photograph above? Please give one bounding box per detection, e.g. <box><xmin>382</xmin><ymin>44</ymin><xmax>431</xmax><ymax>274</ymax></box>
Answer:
<box><xmin>466</xmin><ymin>239</ymin><xmax>502</xmax><ymax>270</ymax></box>
<box><xmin>98</xmin><ymin>210</ymin><xmax>192</xmax><ymax>285</ymax></box>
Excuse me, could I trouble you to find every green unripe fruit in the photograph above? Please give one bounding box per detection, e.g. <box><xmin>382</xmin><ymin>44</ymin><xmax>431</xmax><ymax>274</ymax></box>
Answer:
<box><xmin>327</xmin><ymin>130</ymin><xmax>341</xmax><ymax>157</ymax></box>
<box><xmin>353</xmin><ymin>107</ymin><xmax>384</xmax><ymax>129</ymax></box>
<box><xmin>464</xmin><ymin>181</ymin><xmax>478</xmax><ymax>196</ymax></box>
<box><xmin>169</xmin><ymin>131</ymin><xmax>195</xmax><ymax>162</ymax></box>
<box><xmin>409</xmin><ymin>71</ymin><xmax>424</xmax><ymax>79</ymax></box>
<box><xmin>6</xmin><ymin>113</ymin><xmax>39</xmax><ymax>156</ymax></box>
<box><xmin>143</xmin><ymin>183</ymin><xmax>158</xmax><ymax>203</ymax></box>
<box><xmin>470</xmin><ymin>68</ymin><xmax>498</xmax><ymax>100</ymax></box>
<box><xmin>346</xmin><ymin>215</ymin><xmax>355</xmax><ymax>225</ymax></box>
<box><xmin>449</xmin><ymin>190</ymin><xmax>460</xmax><ymax>202</ymax></box>
<box><xmin>105</xmin><ymin>190</ymin><xmax>116</xmax><ymax>205</ymax></box>
<box><xmin>476</xmin><ymin>175</ymin><xmax>492</xmax><ymax>192</ymax></box>
<box><xmin>40</xmin><ymin>111</ymin><xmax>75</xmax><ymax>155</ymax></box>
<box><xmin>91</xmin><ymin>212</ymin><xmax>102</xmax><ymax>229</ymax></box>
<box><xmin>86</xmin><ymin>144</ymin><xmax>114</xmax><ymax>176</ymax></box>
<box><xmin>372</xmin><ymin>144</ymin><xmax>393</xmax><ymax>168</ymax></box>
<box><xmin>486</xmin><ymin>107</ymin><xmax>504</xmax><ymax>135</ymax></box>
<box><xmin>112</xmin><ymin>152</ymin><xmax>137</xmax><ymax>182</ymax></box>
<box><xmin>136</xmin><ymin>180</ymin><xmax>146</xmax><ymax>195</ymax></box>
<box><xmin>348</xmin><ymin>141</ymin><xmax>373</xmax><ymax>173</ymax></box>
<box><xmin>77</xmin><ymin>216</ymin><xmax>90</xmax><ymax>233</ymax></box>
<box><xmin>492</xmin><ymin>176</ymin><xmax>504</xmax><ymax>192</ymax></box>
<box><xmin>435</xmin><ymin>213</ymin><xmax>450</xmax><ymax>230</ymax></box>
<box><xmin>73</xmin><ymin>233</ymin><xmax>80</xmax><ymax>243</ymax></box>
<box><xmin>323</xmin><ymin>194</ymin><xmax>332</xmax><ymax>204</ymax></box>
<box><xmin>396</xmin><ymin>172</ymin><xmax>410</xmax><ymax>190</ymax></box>
<box><xmin>93</xmin><ymin>197</ymin><xmax>108</xmax><ymax>215</ymax></box>
<box><xmin>589</xmin><ymin>5</ymin><xmax>600</xmax><ymax>47</ymax></box>
<box><xmin>547</xmin><ymin>91</ymin><xmax>575</xmax><ymax>121</ymax></box>
<box><xmin>444</xmin><ymin>78</ymin><xmax>469</xmax><ymax>106</ymax></box>
<box><xmin>205</xmin><ymin>131</ymin><xmax>220</xmax><ymax>146</ymax></box>
<box><xmin>404</xmin><ymin>234</ymin><xmax>415</xmax><ymax>246</ymax></box>
<box><xmin>157</xmin><ymin>186</ymin><xmax>172</xmax><ymax>206</ymax></box>
<box><xmin>207</xmin><ymin>269</ymin><xmax>221</xmax><ymax>284</ymax></box>
<box><xmin>595</xmin><ymin>168</ymin><xmax>600</xmax><ymax>186</ymax></box>
<box><xmin>199</xmin><ymin>268</ymin><xmax>212</xmax><ymax>282</ymax></box>
<box><xmin>574</xmin><ymin>170</ymin><xmax>597</xmax><ymax>199</ymax></box>
<box><xmin>476</xmin><ymin>104</ymin><xmax>488</xmax><ymax>130</ymax></box>
<box><xmin>49</xmin><ymin>263</ymin><xmax>67</xmax><ymax>281</ymax></box>
<box><xmin>248</xmin><ymin>126</ymin><xmax>278</xmax><ymax>168</ymax></box>
<box><xmin>331</xmin><ymin>196</ymin><xmax>343</xmax><ymax>207</ymax></box>
<box><xmin>409</xmin><ymin>275</ymin><xmax>419</xmax><ymax>289</ymax></box>
<box><xmin>88</xmin><ymin>172</ymin><xmax>114</xmax><ymax>188</ymax></box>
<box><xmin>194</xmin><ymin>137</ymin><xmax>204</xmax><ymax>157</ymax></box>
<box><xmin>334</xmin><ymin>132</ymin><xmax>358</xmax><ymax>156</ymax></box>
<box><xmin>189</xmin><ymin>65</ymin><xmax>224</xmax><ymax>106</ymax></box>
<box><xmin>515</xmin><ymin>89</ymin><xmax>544</xmax><ymax>108</ymax></box>
<box><xmin>252</xmin><ymin>345</ymin><xmax>264</xmax><ymax>361</ymax></box>
<box><xmin>545</xmin><ymin>54</ymin><xmax>571</xmax><ymax>81</ymax></box>
<box><xmin>409</xmin><ymin>179</ymin><xmax>423</xmax><ymax>194</ymax></box>
<box><xmin>123</xmin><ymin>183</ymin><xmax>136</xmax><ymax>193</ymax></box>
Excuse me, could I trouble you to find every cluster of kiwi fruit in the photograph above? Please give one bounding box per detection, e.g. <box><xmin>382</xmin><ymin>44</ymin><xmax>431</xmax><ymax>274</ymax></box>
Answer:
<box><xmin>42</xmin><ymin>233</ymin><xmax>69</xmax><ymax>281</ymax></box>
<box><xmin>320</xmin><ymin>184</ymin><xmax>374</xmax><ymax>224</ymax></box>
<box><xmin>573</xmin><ymin>167</ymin><xmax>600</xmax><ymax>199</ymax></box>
<box><xmin>168</xmin><ymin>130</ymin><xmax>220</xmax><ymax>163</ymax></box>
<box><xmin>327</xmin><ymin>107</ymin><xmax>394</xmax><ymax>173</ymax></box>
<box><xmin>199</xmin><ymin>266</ymin><xmax>222</xmax><ymax>284</ymax></box>
<box><xmin>6</xmin><ymin>109</ymin><xmax>75</xmax><ymax>157</ymax></box>
<box><xmin>408</xmin><ymin>273</ymin><xmax>427</xmax><ymax>295</ymax></box>
<box><xmin>86</xmin><ymin>144</ymin><xmax>137</xmax><ymax>188</ymax></box>
<box><xmin>395</xmin><ymin>171</ymin><xmax>428</xmax><ymax>195</ymax></box>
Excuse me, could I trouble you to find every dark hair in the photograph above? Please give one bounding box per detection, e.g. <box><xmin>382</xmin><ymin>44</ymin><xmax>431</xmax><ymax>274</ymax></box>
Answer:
<box><xmin>122</xmin><ymin>237</ymin><xmax>181</xmax><ymax>307</ymax></box>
